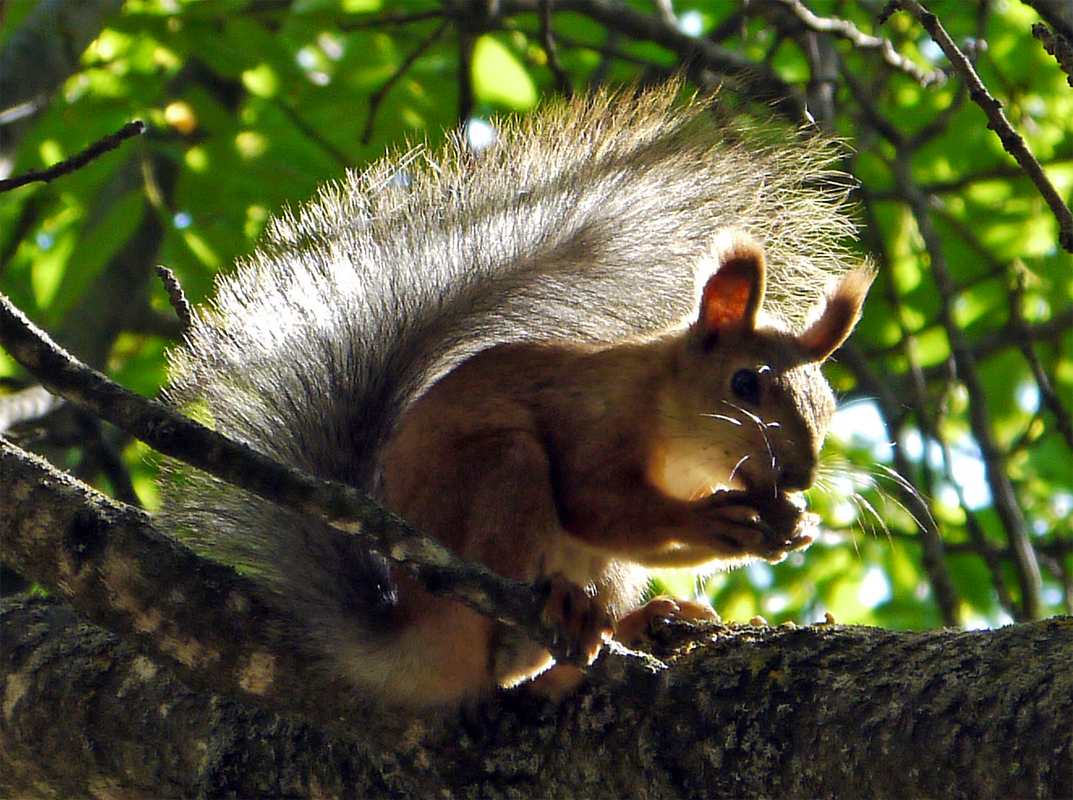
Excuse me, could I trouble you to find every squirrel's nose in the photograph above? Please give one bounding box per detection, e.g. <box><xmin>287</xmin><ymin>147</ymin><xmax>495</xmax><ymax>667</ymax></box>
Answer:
<box><xmin>777</xmin><ymin>460</ymin><xmax>817</xmax><ymax>492</ymax></box>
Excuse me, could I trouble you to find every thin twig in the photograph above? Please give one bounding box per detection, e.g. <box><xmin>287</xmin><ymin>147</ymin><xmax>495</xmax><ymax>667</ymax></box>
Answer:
<box><xmin>1010</xmin><ymin>270</ymin><xmax>1073</xmax><ymax>449</ymax></box>
<box><xmin>931</xmin><ymin>427</ymin><xmax>1023</xmax><ymax>622</ymax></box>
<box><xmin>882</xmin><ymin>0</ymin><xmax>1073</xmax><ymax>252</ymax></box>
<box><xmin>868</xmin><ymin>163</ymin><xmax>1045</xmax><ymax>199</ymax></box>
<box><xmin>338</xmin><ymin>8</ymin><xmax>444</xmax><ymax>30</ymax></box>
<box><xmin>959</xmin><ymin>503</ymin><xmax>1026</xmax><ymax>619</ymax></box>
<box><xmin>0</xmin><ymin>385</ymin><xmax>64</xmax><ymax>433</ymax></box>
<box><xmin>891</xmin><ymin>145</ymin><xmax>1043</xmax><ymax>621</ymax></box>
<box><xmin>837</xmin><ymin>206</ymin><xmax>962</xmax><ymax>627</ymax></box>
<box><xmin>274</xmin><ymin>100</ymin><xmax>354</xmax><ymax>168</ymax></box>
<box><xmin>362</xmin><ymin>19</ymin><xmax>450</xmax><ymax>144</ymax></box>
<box><xmin>155</xmin><ymin>266</ymin><xmax>193</xmax><ymax>334</ymax></box>
<box><xmin>0</xmin><ymin>120</ymin><xmax>145</xmax><ymax>192</ymax></box>
<box><xmin>485</xmin><ymin>0</ymin><xmax>808</xmax><ymax>120</ymax></box>
<box><xmin>772</xmin><ymin>0</ymin><xmax>945</xmax><ymax>86</ymax></box>
<box><xmin>839</xmin><ymin>343</ymin><xmax>962</xmax><ymax>627</ymax></box>
<box><xmin>855</xmin><ymin>307</ymin><xmax>1073</xmax><ymax>395</ymax></box>
<box><xmin>839</xmin><ymin>199</ymin><xmax>962</xmax><ymax>626</ymax></box>
<box><xmin>540</xmin><ymin>0</ymin><xmax>573</xmax><ymax>96</ymax></box>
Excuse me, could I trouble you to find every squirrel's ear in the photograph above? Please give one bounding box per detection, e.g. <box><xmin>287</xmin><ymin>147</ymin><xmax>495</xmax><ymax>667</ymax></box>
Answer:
<box><xmin>799</xmin><ymin>266</ymin><xmax>875</xmax><ymax>362</ymax></box>
<box><xmin>698</xmin><ymin>232</ymin><xmax>766</xmax><ymax>338</ymax></box>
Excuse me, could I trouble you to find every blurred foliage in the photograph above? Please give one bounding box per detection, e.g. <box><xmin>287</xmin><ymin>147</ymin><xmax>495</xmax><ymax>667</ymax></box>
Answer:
<box><xmin>1</xmin><ymin>0</ymin><xmax>1070</xmax><ymax>631</ymax></box>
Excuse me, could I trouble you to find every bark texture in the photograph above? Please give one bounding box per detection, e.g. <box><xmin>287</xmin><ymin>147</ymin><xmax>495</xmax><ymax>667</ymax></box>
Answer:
<box><xmin>3</xmin><ymin>595</ymin><xmax>1070</xmax><ymax>799</ymax></box>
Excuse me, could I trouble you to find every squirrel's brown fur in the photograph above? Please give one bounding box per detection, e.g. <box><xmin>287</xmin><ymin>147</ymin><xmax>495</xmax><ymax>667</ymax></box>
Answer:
<box><xmin>161</xmin><ymin>84</ymin><xmax>872</xmax><ymax>712</ymax></box>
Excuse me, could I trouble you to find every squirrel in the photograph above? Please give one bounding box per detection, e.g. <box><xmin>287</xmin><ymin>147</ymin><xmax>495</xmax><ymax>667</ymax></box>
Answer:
<box><xmin>160</xmin><ymin>83</ymin><xmax>873</xmax><ymax>713</ymax></box>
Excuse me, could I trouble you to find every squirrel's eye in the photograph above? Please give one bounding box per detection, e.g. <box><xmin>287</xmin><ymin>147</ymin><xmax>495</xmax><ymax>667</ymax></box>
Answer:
<box><xmin>731</xmin><ymin>369</ymin><xmax>761</xmax><ymax>405</ymax></box>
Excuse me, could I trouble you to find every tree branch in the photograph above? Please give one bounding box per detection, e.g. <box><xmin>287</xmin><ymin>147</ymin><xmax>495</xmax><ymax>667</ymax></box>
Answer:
<box><xmin>0</xmin><ymin>120</ymin><xmax>145</xmax><ymax>192</ymax></box>
<box><xmin>0</xmin><ymin>438</ymin><xmax>370</xmax><ymax>728</ymax></box>
<box><xmin>0</xmin><ymin>295</ymin><xmax>585</xmax><ymax>667</ymax></box>
<box><xmin>890</xmin><ymin>146</ymin><xmax>1043</xmax><ymax>621</ymax></box>
<box><xmin>767</xmin><ymin>0</ymin><xmax>945</xmax><ymax>86</ymax></box>
<box><xmin>361</xmin><ymin>19</ymin><xmax>450</xmax><ymax>145</ymax></box>
<box><xmin>481</xmin><ymin>0</ymin><xmax>808</xmax><ymax>120</ymax></box>
<box><xmin>4</xmin><ymin>595</ymin><xmax>1070</xmax><ymax>798</ymax></box>
<box><xmin>882</xmin><ymin>0</ymin><xmax>1073</xmax><ymax>252</ymax></box>
<box><xmin>1032</xmin><ymin>22</ymin><xmax>1073</xmax><ymax>85</ymax></box>
<box><xmin>1011</xmin><ymin>272</ymin><xmax>1073</xmax><ymax>449</ymax></box>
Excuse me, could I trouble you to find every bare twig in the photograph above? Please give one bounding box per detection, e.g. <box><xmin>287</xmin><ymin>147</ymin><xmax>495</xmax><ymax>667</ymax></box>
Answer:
<box><xmin>478</xmin><ymin>0</ymin><xmax>808</xmax><ymax>120</ymax></box>
<box><xmin>839</xmin><ymin>203</ymin><xmax>963</xmax><ymax>627</ymax></box>
<box><xmin>155</xmin><ymin>265</ymin><xmax>193</xmax><ymax>334</ymax></box>
<box><xmin>1032</xmin><ymin>22</ymin><xmax>1073</xmax><ymax>86</ymax></box>
<box><xmin>0</xmin><ymin>95</ymin><xmax>48</xmax><ymax>126</ymax></box>
<box><xmin>936</xmin><ymin>434</ymin><xmax>1024</xmax><ymax>621</ymax></box>
<box><xmin>0</xmin><ymin>385</ymin><xmax>64</xmax><ymax>433</ymax></box>
<box><xmin>770</xmin><ymin>0</ymin><xmax>945</xmax><ymax>86</ymax></box>
<box><xmin>852</xmin><ymin>306</ymin><xmax>1073</xmax><ymax>398</ymax></box>
<box><xmin>540</xmin><ymin>0</ymin><xmax>573</xmax><ymax>96</ymax></box>
<box><xmin>882</xmin><ymin>0</ymin><xmax>1073</xmax><ymax>252</ymax></box>
<box><xmin>1010</xmin><ymin>271</ymin><xmax>1073</xmax><ymax>449</ymax></box>
<box><xmin>361</xmin><ymin>20</ymin><xmax>450</xmax><ymax>144</ymax></box>
<box><xmin>868</xmin><ymin>163</ymin><xmax>1046</xmax><ymax>199</ymax></box>
<box><xmin>839</xmin><ymin>343</ymin><xmax>962</xmax><ymax>627</ymax></box>
<box><xmin>0</xmin><ymin>120</ymin><xmax>145</xmax><ymax>192</ymax></box>
<box><xmin>570</xmin><ymin>0</ymin><xmax>805</xmax><ymax>117</ymax></box>
<box><xmin>337</xmin><ymin>8</ymin><xmax>444</xmax><ymax>30</ymax></box>
<box><xmin>351</xmin><ymin>0</ymin><xmax>807</xmax><ymax>121</ymax></box>
<box><xmin>891</xmin><ymin>147</ymin><xmax>1043</xmax><ymax>621</ymax></box>
<box><xmin>458</xmin><ymin>24</ymin><xmax>477</xmax><ymax>130</ymax></box>
<box><xmin>274</xmin><ymin>100</ymin><xmax>355</xmax><ymax>168</ymax></box>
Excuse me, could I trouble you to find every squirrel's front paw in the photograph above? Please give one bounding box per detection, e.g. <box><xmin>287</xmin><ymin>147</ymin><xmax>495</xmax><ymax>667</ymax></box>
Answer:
<box><xmin>708</xmin><ymin>490</ymin><xmax>816</xmax><ymax>562</ymax></box>
<box><xmin>536</xmin><ymin>574</ymin><xmax>613</xmax><ymax>665</ymax></box>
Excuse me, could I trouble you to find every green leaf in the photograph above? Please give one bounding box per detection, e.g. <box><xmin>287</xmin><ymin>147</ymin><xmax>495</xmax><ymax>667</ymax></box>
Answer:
<box><xmin>49</xmin><ymin>190</ymin><xmax>146</xmax><ymax>319</ymax></box>
<box><xmin>472</xmin><ymin>35</ymin><xmax>537</xmax><ymax>111</ymax></box>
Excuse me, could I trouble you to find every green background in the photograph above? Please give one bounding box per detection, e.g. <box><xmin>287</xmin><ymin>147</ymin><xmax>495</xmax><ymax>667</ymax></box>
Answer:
<box><xmin>2</xmin><ymin>0</ymin><xmax>1070</xmax><ymax>631</ymax></box>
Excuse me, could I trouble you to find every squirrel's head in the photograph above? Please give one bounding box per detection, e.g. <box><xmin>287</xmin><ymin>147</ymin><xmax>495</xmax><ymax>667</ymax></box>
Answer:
<box><xmin>651</xmin><ymin>231</ymin><xmax>874</xmax><ymax>507</ymax></box>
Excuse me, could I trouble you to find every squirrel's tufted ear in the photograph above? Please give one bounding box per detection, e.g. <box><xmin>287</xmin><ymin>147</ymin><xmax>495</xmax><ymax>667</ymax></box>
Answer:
<box><xmin>698</xmin><ymin>232</ymin><xmax>766</xmax><ymax>338</ymax></box>
<box><xmin>799</xmin><ymin>265</ymin><xmax>875</xmax><ymax>362</ymax></box>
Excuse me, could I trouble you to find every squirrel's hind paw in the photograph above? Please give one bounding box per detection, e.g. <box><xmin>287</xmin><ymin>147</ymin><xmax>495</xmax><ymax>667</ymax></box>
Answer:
<box><xmin>536</xmin><ymin>574</ymin><xmax>614</xmax><ymax>666</ymax></box>
<box><xmin>615</xmin><ymin>596</ymin><xmax>720</xmax><ymax>644</ymax></box>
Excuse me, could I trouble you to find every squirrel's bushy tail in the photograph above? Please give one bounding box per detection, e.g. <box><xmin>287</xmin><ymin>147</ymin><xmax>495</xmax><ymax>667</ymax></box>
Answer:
<box><xmin>160</xmin><ymin>83</ymin><xmax>861</xmax><ymax>664</ymax></box>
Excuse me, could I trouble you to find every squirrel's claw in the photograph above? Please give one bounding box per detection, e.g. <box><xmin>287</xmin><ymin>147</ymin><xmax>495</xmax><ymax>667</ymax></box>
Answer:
<box><xmin>615</xmin><ymin>596</ymin><xmax>720</xmax><ymax>644</ymax></box>
<box><xmin>536</xmin><ymin>574</ymin><xmax>613</xmax><ymax>665</ymax></box>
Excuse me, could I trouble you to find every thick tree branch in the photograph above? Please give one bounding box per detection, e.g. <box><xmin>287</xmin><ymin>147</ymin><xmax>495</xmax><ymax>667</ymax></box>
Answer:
<box><xmin>3</xmin><ymin>595</ymin><xmax>1070</xmax><ymax>798</ymax></box>
<box><xmin>1</xmin><ymin>438</ymin><xmax>394</xmax><ymax>729</ymax></box>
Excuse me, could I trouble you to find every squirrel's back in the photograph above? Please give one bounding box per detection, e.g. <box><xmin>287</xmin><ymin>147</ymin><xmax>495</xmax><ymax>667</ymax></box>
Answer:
<box><xmin>160</xmin><ymin>84</ymin><xmax>863</xmax><ymax>705</ymax></box>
